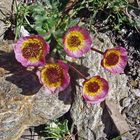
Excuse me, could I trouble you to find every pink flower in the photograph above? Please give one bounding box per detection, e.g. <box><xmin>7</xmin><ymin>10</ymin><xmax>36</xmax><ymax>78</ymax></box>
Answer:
<box><xmin>63</xmin><ymin>26</ymin><xmax>92</xmax><ymax>58</ymax></box>
<box><xmin>82</xmin><ymin>76</ymin><xmax>109</xmax><ymax>104</ymax></box>
<box><xmin>101</xmin><ymin>47</ymin><xmax>128</xmax><ymax>74</ymax></box>
<box><xmin>14</xmin><ymin>35</ymin><xmax>50</xmax><ymax>67</ymax></box>
<box><xmin>37</xmin><ymin>60</ymin><xmax>70</xmax><ymax>94</ymax></box>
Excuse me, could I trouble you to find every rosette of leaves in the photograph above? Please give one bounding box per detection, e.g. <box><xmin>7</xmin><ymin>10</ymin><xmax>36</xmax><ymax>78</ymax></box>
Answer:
<box><xmin>40</xmin><ymin>119</ymin><xmax>71</xmax><ymax>140</ymax></box>
<box><xmin>76</xmin><ymin>0</ymin><xmax>137</xmax><ymax>31</ymax></box>
<box><xmin>16</xmin><ymin>0</ymin><xmax>80</xmax><ymax>59</ymax></box>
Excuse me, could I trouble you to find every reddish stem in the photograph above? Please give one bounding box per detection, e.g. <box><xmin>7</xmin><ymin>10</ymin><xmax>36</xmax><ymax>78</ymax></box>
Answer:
<box><xmin>68</xmin><ymin>63</ymin><xmax>87</xmax><ymax>80</ymax></box>
<box><xmin>91</xmin><ymin>47</ymin><xmax>104</xmax><ymax>55</ymax></box>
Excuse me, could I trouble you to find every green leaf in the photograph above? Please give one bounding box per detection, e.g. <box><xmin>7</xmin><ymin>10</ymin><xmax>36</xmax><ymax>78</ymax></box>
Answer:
<box><xmin>47</xmin><ymin>17</ymin><xmax>57</xmax><ymax>29</ymax></box>
<box><xmin>34</xmin><ymin>15</ymin><xmax>47</xmax><ymax>22</ymax></box>
<box><xmin>55</xmin><ymin>30</ymin><xmax>65</xmax><ymax>39</ymax></box>
<box><xmin>68</xmin><ymin>18</ymin><xmax>80</xmax><ymax>28</ymax></box>
<box><xmin>35</xmin><ymin>27</ymin><xmax>46</xmax><ymax>34</ymax></box>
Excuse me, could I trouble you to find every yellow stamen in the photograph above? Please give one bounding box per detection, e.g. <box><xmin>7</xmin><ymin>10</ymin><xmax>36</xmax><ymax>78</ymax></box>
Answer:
<box><xmin>21</xmin><ymin>39</ymin><xmax>44</xmax><ymax>62</ymax></box>
<box><xmin>65</xmin><ymin>31</ymin><xmax>84</xmax><ymax>51</ymax></box>
<box><xmin>41</xmin><ymin>64</ymin><xmax>64</xmax><ymax>88</ymax></box>
<box><xmin>83</xmin><ymin>78</ymin><xmax>103</xmax><ymax>97</ymax></box>
<box><xmin>104</xmin><ymin>50</ymin><xmax>120</xmax><ymax>68</ymax></box>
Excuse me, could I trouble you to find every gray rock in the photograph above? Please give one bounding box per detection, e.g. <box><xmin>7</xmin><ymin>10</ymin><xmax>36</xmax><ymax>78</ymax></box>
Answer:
<box><xmin>0</xmin><ymin>0</ymin><xmax>15</xmax><ymax>40</ymax></box>
<box><xmin>0</xmin><ymin>21</ymin><xmax>5</xmax><ymax>40</ymax></box>
<box><xmin>0</xmin><ymin>43</ymin><xmax>72</xmax><ymax>140</ymax></box>
<box><xmin>121</xmin><ymin>97</ymin><xmax>131</xmax><ymax>107</ymax></box>
<box><xmin>133</xmin><ymin>89</ymin><xmax>140</xmax><ymax>97</ymax></box>
<box><xmin>127</xmin><ymin>0</ymin><xmax>140</xmax><ymax>29</ymax></box>
<box><xmin>70</xmin><ymin>33</ymin><xmax>130</xmax><ymax>140</ymax></box>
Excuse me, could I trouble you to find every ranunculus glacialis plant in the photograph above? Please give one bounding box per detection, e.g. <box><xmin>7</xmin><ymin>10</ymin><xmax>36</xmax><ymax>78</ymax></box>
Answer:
<box><xmin>101</xmin><ymin>47</ymin><xmax>128</xmax><ymax>74</ymax></box>
<box><xmin>14</xmin><ymin>35</ymin><xmax>50</xmax><ymax>67</ymax></box>
<box><xmin>36</xmin><ymin>60</ymin><xmax>70</xmax><ymax>94</ymax></box>
<box><xmin>82</xmin><ymin>76</ymin><xmax>109</xmax><ymax>104</ymax></box>
<box><xmin>13</xmin><ymin>25</ymin><xmax>128</xmax><ymax>105</ymax></box>
<box><xmin>63</xmin><ymin>26</ymin><xmax>92</xmax><ymax>58</ymax></box>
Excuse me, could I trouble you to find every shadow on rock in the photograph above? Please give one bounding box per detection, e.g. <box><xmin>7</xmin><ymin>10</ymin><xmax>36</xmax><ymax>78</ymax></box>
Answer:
<box><xmin>0</xmin><ymin>50</ymin><xmax>41</xmax><ymax>95</ymax></box>
<box><xmin>100</xmin><ymin>101</ymin><xmax>120</xmax><ymax>139</ymax></box>
<box><xmin>58</xmin><ymin>85</ymin><xmax>72</xmax><ymax>105</ymax></box>
<box><xmin>68</xmin><ymin>61</ymin><xmax>90</xmax><ymax>80</ymax></box>
<box><xmin>65</xmin><ymin>61</ymin><xmax>90</xmax><ymax>105</ymax></box>
<box><xmin>124</xmin><ymin>32</ymin><xmax>140</xmax><ymax>79</ymax></box>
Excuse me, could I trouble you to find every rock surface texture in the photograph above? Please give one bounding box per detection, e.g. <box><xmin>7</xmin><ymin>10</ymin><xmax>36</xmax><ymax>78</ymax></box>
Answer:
<box><xmin>0</xmin><ymin>0</ymin><xmax>15</xmax><ymax>40</ymax></box>
<box><xmin>0</xmin><ymin>31</ymin><xmax>139</xmax><ymax>140</ymax></box>
<box><xmin>0</xmin><ymin>42</ymin><xmax>72</xmax><ymax>140</ymax></box>
<box><xmin>70</xmin><ymin>33</ymin><xmax>136</xmax><ymax>140</ymax></box>
<box><xmin>0</xmin><ymin>1</ymin><xmax>140</xmax><ymax>140</ymax></box>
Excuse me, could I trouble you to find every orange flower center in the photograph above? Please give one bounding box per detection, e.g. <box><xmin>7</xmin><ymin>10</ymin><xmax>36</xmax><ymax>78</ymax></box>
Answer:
<box><xmin>87</xmin><ymin>82</ymin><xmax>100</xmax><ymax>93</ymax></box>
<box><xmin>105</xmin><ymin>53</ymin><xmax>119</xmax><ymax>66</ymax></box>
<box><xmin>22</xmin><ymin>43</ymin><xmax>42</xmax><ymax>59</ymax></box>
<box><xmin>67</xmin><ymin>36</ymin><xmax>81</xmax><ymax>47</ymax></box>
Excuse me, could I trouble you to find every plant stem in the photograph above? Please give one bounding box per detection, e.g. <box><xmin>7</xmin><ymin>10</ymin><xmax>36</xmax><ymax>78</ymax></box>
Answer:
<box><xmin>91</xmin><ymin>47</ymin><xmax>104</xmax><ymax>55</ymax></box>
<box><xmin>24</xmin><ymin>16</ymin><xmax>33</xmax><ymax>28</ymax></box>
<box><xmin>68</xmin><ymin>63</ymin><xmax>87</xmax><ymax>80</ymax></box>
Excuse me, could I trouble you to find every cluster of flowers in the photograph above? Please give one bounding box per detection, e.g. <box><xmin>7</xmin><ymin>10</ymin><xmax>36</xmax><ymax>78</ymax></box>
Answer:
<box><xmin>14</xmin><ymin>26</ymin><xmax>128</xmax><ymax>104</ymax></box>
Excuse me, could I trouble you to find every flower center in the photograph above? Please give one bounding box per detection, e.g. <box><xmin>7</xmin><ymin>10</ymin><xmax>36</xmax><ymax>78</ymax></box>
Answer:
<box><xmin>87</xmin><ymin>82</ymin><xmax>100</xmax><ymax>93</ymax></box>
<box><xmin>22</xmin><ymin>43</ymin><xmax>42</xmax><ymax>59</ymax></box>
<box><xmin>67</xmin><ymin>35</ymin><xmax>81</xmax><ymax>47</ymax></box>
<box><xmin>46</xmin><ymin>66</ymin><xmax>64</xmax><ymax>84</ymax></box>
<box><xmin>105</xmin><ymin>53</ymin><xmax>119</xmax><ymax>66</ymax></box>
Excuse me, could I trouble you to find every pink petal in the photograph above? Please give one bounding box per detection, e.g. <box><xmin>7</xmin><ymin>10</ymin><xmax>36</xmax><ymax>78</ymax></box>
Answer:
<box><xmin>37</xmin><ymin>61</ymin><xmax>70</xmax><ymax>94</ymax></box>
<box><xmin>57</xmin><ymin>60</ymin><xmax>69</xmax><ymax>72</ymax></box>
<box><xmin>36</xmin><ymin>71</ymin><xmax>43</xmax><ymax>84</ymax></box>
<box><xmin>44</xmin><ymin>87</ymin><xmax>55</xmax><ymax>95</ymax></box>
<box><xmin>101</xmin><ymin>47</ymin><xmax>128</xmax><ymax>74</ymax></box>
<box><xmin>63</xmin><ymin>26</ymin><xmax>92</xmax><ymax>58</ymax></box>
<box><xmin>82</xmin><ymin>76</ymin><xmax>109</xmax><ymax>104</ymax></box>
<box><xmin>83</xmin><ymin>94</ymin><xmax>106</xmax><ymax>104</ymax></box>
<box><xmin>14</xmin><ymin>35</ymin><xmax>50</xmax><ymax>67</ymax></box>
